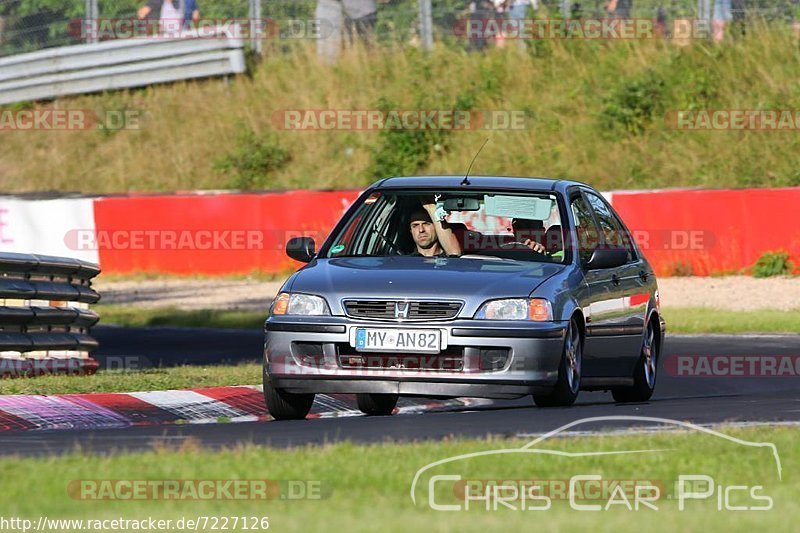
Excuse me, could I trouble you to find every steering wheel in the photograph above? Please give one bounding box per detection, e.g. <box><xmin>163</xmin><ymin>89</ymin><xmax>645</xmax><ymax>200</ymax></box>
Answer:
<box><xmin>499</xmin><ymin>241</ymin><xmax>529</xmax><ymax>249</ymax></box>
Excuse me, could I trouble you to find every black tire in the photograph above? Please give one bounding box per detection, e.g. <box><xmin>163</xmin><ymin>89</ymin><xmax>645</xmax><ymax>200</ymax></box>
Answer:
<box><xmin>356</xmin><ymin>393</ymin><xmax>399</xmax><ymax>416</ymax></box>
<box><xmin>612</xmin><ymin>318</ymin><xmax>659</xmax><ymax>403</ymax></box>
<box><xmin>262</xmin><ymin>373</ymin><xmax>315</xmax><ymax>420</ymax></box>
<box><xmin>533</xmin><ymin>318</ymin><xmax>582</xmax><ymax>407</ymax></box>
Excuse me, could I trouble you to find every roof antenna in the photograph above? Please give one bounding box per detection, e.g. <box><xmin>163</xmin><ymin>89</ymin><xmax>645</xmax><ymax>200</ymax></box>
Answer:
<box><xmin>461</xmin><ymin>138</ymin><xmax>489</xmax><ymax>186</ymax></box>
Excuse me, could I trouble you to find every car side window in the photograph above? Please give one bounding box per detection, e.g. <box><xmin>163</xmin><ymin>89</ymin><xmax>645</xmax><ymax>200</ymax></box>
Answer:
<box><xmin>357</xmin><ymin>196</ymin><xmax>397</xmax><ymax>256</ymax></box>
<box><xmin>570</xmin><ymin>194</ymin><xmax>601</xmax><ymax>265</ymax></box>
<box><xmin>332</xmin><ymin>208</ymin><xmax>365</xmax><ymax>256</ymax></box>
<box><xmin>585</xmin><ymin>192</ymin><xmax>636</xmax><ymax>262</ymax></box>
<box><xmin>607</xmin><ymin>204</ymin><xmax>638</xmax><ymax>262</ymax></box>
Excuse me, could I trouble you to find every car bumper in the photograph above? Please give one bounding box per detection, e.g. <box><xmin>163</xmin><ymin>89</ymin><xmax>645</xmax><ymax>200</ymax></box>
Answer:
<box><xmin>264</xmin><ymin>317</ymin><xmax>568</xmax><ymax>399</ymax></box>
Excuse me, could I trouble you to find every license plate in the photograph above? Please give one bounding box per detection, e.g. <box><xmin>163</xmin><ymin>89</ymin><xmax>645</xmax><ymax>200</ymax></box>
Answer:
<box><xmin>353</xmin><ymin>328</ymin><xmax>442</xmax><ymax>353</ymax></box>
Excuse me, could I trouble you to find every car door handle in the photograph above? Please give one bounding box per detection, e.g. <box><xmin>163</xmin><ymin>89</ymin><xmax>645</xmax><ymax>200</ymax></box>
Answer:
<box><xmin>639</xmin><ymin>270</ymin><xmax>649</xmax><ymax>281</ymax></box>
<box><xmin>611</xmin><ymin>274</ymin><xmax>620</xmax><ymax>286</ymax></box>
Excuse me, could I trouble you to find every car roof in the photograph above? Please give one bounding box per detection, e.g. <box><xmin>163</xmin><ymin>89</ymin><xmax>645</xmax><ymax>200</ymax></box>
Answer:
<box><xmin>372</xmin><ymin>175</ymin><xmax>591</xmax><ymax>193</ymax></box>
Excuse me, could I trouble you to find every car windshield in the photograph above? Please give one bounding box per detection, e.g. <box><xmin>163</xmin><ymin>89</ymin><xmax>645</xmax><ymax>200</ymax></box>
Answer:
<box><xmin>323</xmin><ymin>189</ymin><xmax>567</xmax><ymax>264</ymax></box>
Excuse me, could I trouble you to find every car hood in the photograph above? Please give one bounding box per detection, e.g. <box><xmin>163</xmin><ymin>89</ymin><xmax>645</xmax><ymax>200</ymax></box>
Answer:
<box><xmin>289</xmin><ymin>256</ymin><xmax>564</xmax><ymax>316</ymax></box>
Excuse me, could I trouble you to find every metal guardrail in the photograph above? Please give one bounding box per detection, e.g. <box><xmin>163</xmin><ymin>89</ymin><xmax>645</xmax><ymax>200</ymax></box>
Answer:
<box><xmin>0</xmin><ymin>25</ymin><xmax>246</xmax><ymax>105</ymax></box>
<box><xmin>0</xmin><ymin>252</ymin><xmax>100</xmax><ymax>375</ymax></box>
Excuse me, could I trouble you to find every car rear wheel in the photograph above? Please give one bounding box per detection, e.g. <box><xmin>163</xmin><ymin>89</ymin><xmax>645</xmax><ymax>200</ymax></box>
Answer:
<box><xmin>263</xmin><ymin>374</ymin><xmax>315</xmax><ymax>420</ymax></box>
<box><xmin>356</xmin><ymin>393</ymin><xmax>399</xmax><ymax>416</ymax></box>
<box><xmin>533</xmin><ymin>318</ymin><xmax>582</xmax><ymax>407</ymax></box>
<box><xmin>612</xmin><ymin>318</ymin><xmax>658</xmax><ymax>403</ymax></box>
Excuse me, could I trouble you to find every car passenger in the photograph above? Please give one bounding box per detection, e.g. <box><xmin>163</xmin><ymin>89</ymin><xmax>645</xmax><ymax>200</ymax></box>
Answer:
<box><xmin>408</xmin><ymin>199</ymin><xmax>461</xmax><ymax>257</ymax></box>
<box><xmin>511</xmin><ymin>218</ymin><xmax>547</xmax><ymax>254</ymax></box>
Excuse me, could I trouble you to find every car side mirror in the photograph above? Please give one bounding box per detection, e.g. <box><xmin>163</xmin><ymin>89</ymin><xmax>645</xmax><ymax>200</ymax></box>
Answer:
<box><xmin>584</xmin><ymin>247</ymin><xmax>628</xmax><ymax>270</ymax></box>
<box><xmin>286</xmin><ymin>237</ymin><xmax>316</xmax><ymax>263</ymax></box>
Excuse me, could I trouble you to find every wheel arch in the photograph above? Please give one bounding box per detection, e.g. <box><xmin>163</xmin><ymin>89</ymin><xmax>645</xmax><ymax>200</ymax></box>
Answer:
<box><xmin>645</xmin><ymin>308</ymin><xmax>663</xmax><ymax>352</ymax></box>
<box><xmin>569</xmin><ymin>307</ymin><xmax>586</xmax><ymax>344</ymax></box>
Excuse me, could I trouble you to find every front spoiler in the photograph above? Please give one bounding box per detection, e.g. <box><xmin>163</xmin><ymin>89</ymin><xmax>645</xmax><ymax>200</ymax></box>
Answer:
<box><xmin>268</xmin><ymin>374</ymin><xmax>553</xmax><ymax>399</ymax></box>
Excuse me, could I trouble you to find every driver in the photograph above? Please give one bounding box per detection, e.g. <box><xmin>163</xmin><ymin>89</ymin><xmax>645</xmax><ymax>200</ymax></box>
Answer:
<box><xmin>409</xmin><ymin>199</ymin><xmax>461</xmax><ymax>257</ymax></box>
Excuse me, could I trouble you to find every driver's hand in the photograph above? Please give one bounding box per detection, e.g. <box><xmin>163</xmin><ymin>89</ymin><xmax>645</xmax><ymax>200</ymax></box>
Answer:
<box><xmin>524</xmin><ymin>239</ymin><xmax>546</xmax><ymax>254</ymax></box>
<box><xmin>420</xmin><ymin>195</ymin><xmax>436</xmax><ymax>213</ymax></box>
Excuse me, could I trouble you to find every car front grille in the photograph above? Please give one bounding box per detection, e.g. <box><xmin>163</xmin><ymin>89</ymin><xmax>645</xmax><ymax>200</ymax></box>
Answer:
<box><xmin>342</xmin><ymin>300</ymin><xmax>463</xmax><ymax>321</ymax></box>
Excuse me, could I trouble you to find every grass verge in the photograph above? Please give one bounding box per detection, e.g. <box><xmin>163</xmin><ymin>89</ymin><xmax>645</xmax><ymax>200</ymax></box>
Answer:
<box><xmin>661</xmin><ymin>307</ymin><xmax>800</xmax><ymax>334</ymax></box>
<box><xmin>95</xmin><ymin>304</ymin><xmax>800</xmax><ymax>334</ymax></box>
<box><xmin>95</xmin><ymin>304</ymin><xmax>266</xmax><ymax>329</ymax></box>
<box><xmin>3</xmin><ymin>28</ymin><xmax>800</xmax><ymax>193</ymax></box>
<box><xmin>0</xmin><ymin>427</ymin><xmax>796</xmax><ymax>531</ymax></box>
<box><xmin>0</xmin><ymin>364</ymin><xmax>262</xmax><ymax>396</ymax></box>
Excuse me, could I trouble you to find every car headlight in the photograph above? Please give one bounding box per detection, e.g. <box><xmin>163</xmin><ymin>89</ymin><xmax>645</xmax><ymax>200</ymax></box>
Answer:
<box><xmin>475</xmin><ymin>298</ymin><xmax>553</xmax><ymax>321</ymax></box>
<box><xmin>271</xmin><ymin>292</ymin><xmax>330</xmax><ymax>316</ymax></box>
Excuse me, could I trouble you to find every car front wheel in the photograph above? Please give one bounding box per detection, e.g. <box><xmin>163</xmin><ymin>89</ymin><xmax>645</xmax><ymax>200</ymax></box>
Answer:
<box><xmin>533</xmin><ymin>318</ymin><xmax>582</xmax><ymax>407</ymax></box>
<box><xmin>356</xmin><ymin>393</ymin><xmax>399</xmax><ymax>416</ymax></box>
<box><xmin>263</xmin><ymin>373</ymin><xmax>315</xmax><ymax>420</ymax></box>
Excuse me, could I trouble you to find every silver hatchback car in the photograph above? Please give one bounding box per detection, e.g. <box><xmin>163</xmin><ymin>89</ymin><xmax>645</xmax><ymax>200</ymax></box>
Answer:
<box><xmin>263</xmin><ymin>176</ymin><xmax>665</xmax><ymax>420</ymax></box>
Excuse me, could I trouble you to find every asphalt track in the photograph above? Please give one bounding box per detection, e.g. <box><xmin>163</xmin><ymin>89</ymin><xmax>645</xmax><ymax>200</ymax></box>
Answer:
<box><xmin>1</xmin><ymin>329</ymin><xmax>798</xmax><ymax>456</ymax></box>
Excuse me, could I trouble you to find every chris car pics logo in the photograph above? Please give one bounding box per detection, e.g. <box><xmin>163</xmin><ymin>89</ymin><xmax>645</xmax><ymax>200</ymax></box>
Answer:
<box><xmin>410</xmin><ymin>416</ymin><xmax>780</xmax><ymax>512</ymax></box>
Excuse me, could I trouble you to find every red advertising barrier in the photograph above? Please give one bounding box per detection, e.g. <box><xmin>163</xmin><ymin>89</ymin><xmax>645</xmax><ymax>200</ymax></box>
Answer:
<box><xmin>611</xmin><ymin>188</ymin><xmax>800</xmax><ymax>276</ymax></box>
<box><xmin>89</xmin><ymin>186</ymin><xmax>800</xmax><ymax>276</ymax></box>
<box><xmin>92</xmin><ymin>190</ymin><xmax>360</xmax><ymax>275</ymax></box>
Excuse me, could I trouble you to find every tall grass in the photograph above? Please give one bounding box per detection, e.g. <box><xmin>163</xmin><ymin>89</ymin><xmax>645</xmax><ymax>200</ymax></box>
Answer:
<box><xmin>2</xmin><ymin>28</ymin><xmax>800</xmax><ymax>194</ymax></box>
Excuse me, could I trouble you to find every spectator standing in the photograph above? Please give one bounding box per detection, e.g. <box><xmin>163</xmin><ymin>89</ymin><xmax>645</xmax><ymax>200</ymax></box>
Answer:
<box><xmin>159</xmin><ymin>0</ymin><xmax>183</xmax><ymax>35</ymax></box>
<box><xmin>712</xmin><ymin>0</ymin><xmax>732</xmax><ymax>42</ymax></box>
<box><xmin>492</xmin><ymin>0</ymin><xmax>507</xmax><ymax>48</ymax></box>
<box><xmin>730</xmin><ymin>0</ymin><xmax>746</xmax><ymax>38</ymax></box>
<box><xmin>315</xmin><ymin>0</ymin><xmax>344</xmax><ymax>64</ymax></box>
<box><xmin>655</xmin><ymin>6</ymin><xmax>669</xmax><ymax>38</ymax></box>
<box><xmin>342</xmin><ymin>0</ymin><xmax>377</xmax><ymax>44</ymax></box>
<box><xmin>468</xmin><ymin>0</ymin><xmax>496</xmax><ymax>52</ymax></box>
<box><xmin>508</xmin><ymin>0</ymin><xmax>536</xmax><ymax>21</ymax></box>
<box><xmin>183</xmin><ymin>0</ymin><xmax>200</xmax><ymax>28</ymax></box>
<box><xmin>606</xmin><ymin>0</ymin><xmax>632</xmax><ymax>19</ymax></box>
<box><xmin>315</xmin><ymin>0</ymin><xmax>375</xmax><ymax>64</ymax></box>
<box><xmin>138</xmin><ymin>1</ymin><xmax>200</xmax><ymax>35</ymax></box>
<box><xmin>506</xmin><ymin>0</ymin><xmax>534</xmax><ymax>51</ymax></box>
